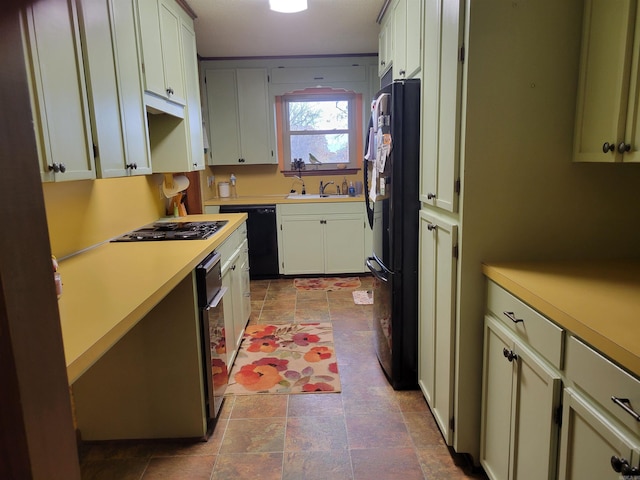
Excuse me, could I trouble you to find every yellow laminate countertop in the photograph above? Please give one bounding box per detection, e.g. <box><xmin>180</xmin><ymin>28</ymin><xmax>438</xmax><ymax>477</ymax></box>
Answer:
<box><xmin>204</xmin><ymin>194</ymin><xmax>364</xmax><ymax>206</ymax></box>
<box><xmin>58</xmin><ymin>213</ymin><xmax>247</xmax><ymax>384</ymax></box>
<box><xmin>483</xmin><ymin>259</ymin><xmax>640</xmax><ymax>377</ymax></box>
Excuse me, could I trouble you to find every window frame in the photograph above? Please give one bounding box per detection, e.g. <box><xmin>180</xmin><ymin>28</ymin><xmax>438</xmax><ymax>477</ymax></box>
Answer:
<box><xmin>276</xmin><ymin>88</ymin><xmax>363</xmax><ymax>175</ymax></box>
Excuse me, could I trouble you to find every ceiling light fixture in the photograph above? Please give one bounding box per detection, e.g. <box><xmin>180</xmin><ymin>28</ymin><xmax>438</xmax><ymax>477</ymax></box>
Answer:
<box><xmin>269</xmin><ymin>0</ymin><xmax>308</xmax><ymax>13</ymax></box>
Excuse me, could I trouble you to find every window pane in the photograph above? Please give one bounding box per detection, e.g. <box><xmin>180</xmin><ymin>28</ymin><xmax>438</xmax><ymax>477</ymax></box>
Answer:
<box><xmin>288</xmin><ymin>100</ymin><xmax>349</xmax><ymax>131</ymax></box>
<box><xmin>291</xmin><ymin>133</ymin><xmax>349</xmax><ymax>164</ymax></box>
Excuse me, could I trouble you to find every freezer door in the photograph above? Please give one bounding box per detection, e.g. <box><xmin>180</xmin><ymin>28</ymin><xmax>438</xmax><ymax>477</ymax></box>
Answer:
<box><xmin>366</xmin><ymin>254</ymin><xmax>394</xmax><ymax>380</ymax></box>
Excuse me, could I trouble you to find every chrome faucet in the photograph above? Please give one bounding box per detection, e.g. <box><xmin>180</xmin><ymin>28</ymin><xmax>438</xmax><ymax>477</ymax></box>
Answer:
<box><xmin>319</xmin><ymin>180</ymin><xmax>334</xmax><ymax>196</ymax></box>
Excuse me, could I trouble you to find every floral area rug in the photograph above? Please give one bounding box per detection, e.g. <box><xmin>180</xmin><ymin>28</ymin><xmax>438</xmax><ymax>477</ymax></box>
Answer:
<box><xmin>293</xmin><ymin>277</ymin><xmax>361</xmax><ymax>291</ymax></box>
<box><xmin>225</xmin><ymin>323</ymin><xmax>341</xmax><ymax>395</ymax></box>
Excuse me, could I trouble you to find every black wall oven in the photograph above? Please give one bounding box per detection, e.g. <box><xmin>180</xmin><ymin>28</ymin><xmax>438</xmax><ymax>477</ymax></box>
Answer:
<box><xmin>196</xmin><ymin>252</ymin><xmax>227</xmax><ymax>433</ymax></box>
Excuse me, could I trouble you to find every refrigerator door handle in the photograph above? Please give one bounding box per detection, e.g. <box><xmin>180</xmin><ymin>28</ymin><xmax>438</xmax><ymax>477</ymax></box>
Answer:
<box><xmin>366</xmin><ymin>255</ymin><xmax>392</xmax><ymax>282</ymax></box>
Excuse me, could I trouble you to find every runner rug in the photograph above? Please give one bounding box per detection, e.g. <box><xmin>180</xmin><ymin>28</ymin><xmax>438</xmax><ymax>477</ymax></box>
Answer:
<box><xmin>293</xmin><ymin>277</ymin><xmax>361</xmax><ymax>291</ymax></box>
<box><xmin>225</xmin><ymin>323</ymin><xmax>341</xmax><ymax>395</ymax></box>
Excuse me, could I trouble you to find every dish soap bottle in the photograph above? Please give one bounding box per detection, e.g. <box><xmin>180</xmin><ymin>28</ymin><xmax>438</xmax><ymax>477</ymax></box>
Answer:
<box><xmin>230</xmin><ymin>173</ymin><xmax>238</xmax><ymax>198</ymax></box>
<box><xmin>342</xmin><ymin>177</ymin><xmax>348</xmax><ymax>196</ymax></box>
<box><xmin>348</xmin><ymin>181</ymin><xmax>356</xmax><ymax>197</ymax></box>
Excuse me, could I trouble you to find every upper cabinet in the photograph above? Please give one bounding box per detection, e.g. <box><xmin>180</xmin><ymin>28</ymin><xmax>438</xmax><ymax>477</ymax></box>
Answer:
<box><xmin>393</xmin><ymin>0</ymin><xmax>422</xmax><ymax>79</ymax></box>
<box><xmin>137</xmin><ymin>0</ymin><xmax>186</xmax><ymax>109</ymax></box>
<box><xmin>420</xmin><ymin>0</ymin><xmax>464</xmax><ymax>212</ymax></box>
<box><xmin>204</xmin><ymin>68</ymin><xmax>274</xmax><ymax>165</ymax></box>
<box><xmin>140</xmin><ymin>0</ymin><xmax>205</xmax><ymax>172</ymax></box>
<box><xmin>22</xmin><ymin>0</ymin><xmax>96</xmax><ymax>182</ymax></box>
<box><xmin>378</xmin><ymin>13</ymin><xmax>393</xmax><ymax>76</ymax></box>
<box><xmin>77</xmin><ymin>0</ymin><xmax>152</xmax><ymax>178</ymax></box>
<box><xmin>574</xmin><ymin>0</ymin><xmax>640</xmax><ymax>163</ymax></box>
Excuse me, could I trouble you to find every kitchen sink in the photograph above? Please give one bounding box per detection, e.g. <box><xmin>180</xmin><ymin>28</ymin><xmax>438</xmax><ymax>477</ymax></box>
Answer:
<box><xmin>286</xmin><ymin>193</ymin><xmax>350</xmax><ymax>199</ymax></box>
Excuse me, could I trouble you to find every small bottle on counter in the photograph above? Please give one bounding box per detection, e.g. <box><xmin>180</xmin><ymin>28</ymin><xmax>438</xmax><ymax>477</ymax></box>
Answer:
<box><xmin>342</xmin><ymin>177</ymin><xmax>348</xmax><ymax>196</ymax></box>
<box><xmin>348</xmin><ymin>181</ymin><xmax>356</xmax><ymax>197</ymax></box>
<box><xmin>230</xmin><ymin>173</ymin><xmax>238</xmax><ymax>198</ymax></box>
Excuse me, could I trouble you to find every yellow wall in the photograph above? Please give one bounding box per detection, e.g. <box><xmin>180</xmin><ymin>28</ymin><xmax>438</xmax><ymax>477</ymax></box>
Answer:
<box><xmin>200</xmin><ymin>164</ymin><xmax>365</xmax><ymax>199</ymax></box>
<box><xmin>42</xmin><ymin>176</ymin><xmax>165</xmax><ymax>259</ymax></box>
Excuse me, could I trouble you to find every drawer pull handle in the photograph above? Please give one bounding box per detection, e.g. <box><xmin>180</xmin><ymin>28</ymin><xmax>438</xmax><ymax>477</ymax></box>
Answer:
<box><xmin>503</xmin><ymin>311</ymin><xmax>524</xmax><ymax>324</ymax></box>
<box><xmin>611</xmin><ymin>396</ymin><xmax>640</xmax><ymax>421</ymax></box>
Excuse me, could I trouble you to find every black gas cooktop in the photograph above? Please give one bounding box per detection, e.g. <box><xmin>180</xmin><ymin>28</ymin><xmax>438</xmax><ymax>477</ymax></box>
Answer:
<box><xmin>112</xmin><ymin>221</ymin><xmax>228</xmax><ymax>242</ymax></box>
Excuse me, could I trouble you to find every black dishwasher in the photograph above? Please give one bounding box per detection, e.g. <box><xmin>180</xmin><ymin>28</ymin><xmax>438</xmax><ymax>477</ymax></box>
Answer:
<box><xmin>219</xmin><ymin>205</ymin><xmax>279</xmax><ymax>279</ymax></box>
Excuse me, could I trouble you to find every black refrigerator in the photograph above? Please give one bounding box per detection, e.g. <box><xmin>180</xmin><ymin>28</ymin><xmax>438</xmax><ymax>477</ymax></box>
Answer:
<box><xmin>364</xmin><ymin>78</ymin><xmax>420</xmax><ymax>390</ymax></box>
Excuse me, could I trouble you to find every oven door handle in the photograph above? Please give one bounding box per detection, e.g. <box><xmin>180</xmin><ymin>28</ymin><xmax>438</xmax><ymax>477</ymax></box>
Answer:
<box><xmin>205</xmin><ymin>286</ymin><xmax>228</xmax><ymax>311</ymax></box>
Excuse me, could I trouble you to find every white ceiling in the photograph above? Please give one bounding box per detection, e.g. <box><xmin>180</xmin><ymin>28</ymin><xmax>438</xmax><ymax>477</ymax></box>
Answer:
<box><xmin>187</xmin><ymin>0</ymin><xmax>385</xmax><ymax>58</ymax></box>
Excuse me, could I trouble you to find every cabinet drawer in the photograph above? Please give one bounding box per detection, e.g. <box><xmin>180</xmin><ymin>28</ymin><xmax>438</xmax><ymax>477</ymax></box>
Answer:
<box><xmin>486</xmin><ymin>281</ymin><xmax>564</xmax><ymax>369</ymax></box>
<box><xmin>565</xmin><ymin>336</ymin><xmax>640</xmax><ymax>437</ymax></box>
<box><xmin>218</xmin><ymin>222</ymin><xmax>247</xmax><ymax>270</ymax></box>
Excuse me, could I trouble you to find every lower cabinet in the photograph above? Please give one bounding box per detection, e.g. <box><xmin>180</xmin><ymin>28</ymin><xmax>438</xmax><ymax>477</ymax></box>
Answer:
<box><xmin>219</xmin><ymin>224</ymin><xmax>251</xmax><ymax>367</ymax></box>
<box><xmin>481</xmin><ymin>279</ymin><xmax>640</xmax><ymax>480</ymax></box>
<box><xmin>558</xmin><ymin>388</ymin><xmax>640</xmax><ymax>480</ymax></box>
<box><xmin>418</xmin><ymin>211</ymin><xmax>458</xmax><ymax>444</ymax></box>
<box><xmin>480</xmin><ymin>315</ymin><xmax>562</xmax><ymax>480</ymax></box>
<box><xmin>277</xmin><ymin>202</ymin><xmax>367</xmax><ymax>275</ymax></box>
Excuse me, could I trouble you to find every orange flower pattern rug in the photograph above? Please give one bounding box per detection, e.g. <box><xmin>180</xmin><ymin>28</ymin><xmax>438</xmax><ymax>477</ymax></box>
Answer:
<box><xmin>293</xmin><ymin>277</ymin><xmax>361</xmax><ymax>291</ymax></box>
<box><xmin>225</xmin><ymin>323</ymin><xmax>341</xmax><ymax>395</ymax></box>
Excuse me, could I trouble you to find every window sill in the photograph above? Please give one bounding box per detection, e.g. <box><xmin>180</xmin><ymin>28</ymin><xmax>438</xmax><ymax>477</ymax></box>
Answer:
<box><xmin>282</xmin><ymin>168</ymin><xmax>360</xmax><ymax>177</ymax></box>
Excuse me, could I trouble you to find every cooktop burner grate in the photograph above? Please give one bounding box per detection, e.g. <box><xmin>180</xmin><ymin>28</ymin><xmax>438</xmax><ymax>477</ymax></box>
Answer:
<box><xmin>111</xmin><ymin>220</ymin><xmax>229</xmax><ymax>242</ymax></box>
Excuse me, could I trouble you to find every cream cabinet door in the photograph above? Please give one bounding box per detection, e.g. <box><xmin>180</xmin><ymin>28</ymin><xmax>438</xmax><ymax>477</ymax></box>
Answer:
<box><xmin>221</xmin><ymin>265</ymin><xmax>237</xmax><ymax>368</ymax></box>
<box><xmin>280</xmin><ymin>215</ymin><xmax>325</xmax><ymax>275</ymax></box>
<box><xmin>378</xmin><ymin>14</ymin><xmax>393</xmax><ymax>76</ymax></box>
<box><xmin>158</xmin><ymin>0</ymin><xmax>185</xmax><ymax>104</ymax></box>
<box><xmin>180</xmin><ymin>19</ymin><xmax>205</xmax><ymax>171</ymax></box>
<box><xmin>78</xmin><ymin>0</ymin><xmax>151</xmax><ymax>178</ymax></box>
<box><xmin>558</xmin><ymin>388</ymin><xmax>640</xmax><ymax>480</ymax></box>
<box><xmin>233</xmin><ymin>239</ymin><xmax>251</xmax><ymax>345</ymax></box>
<box><xmin>418</xmin><ymin>211</ymin><xmax>457</xmax><ymax>444</ymax></box>
<box><xmin>205</xmin><ymin>69</ymin><xmax>241</xmax><ymax>164</ymax></box>
<box><xmin>324</xmin><ymin>214</ymin><xmax>365</xmax><ymax>274</ymax></box>
<box><xmin>420</xmin><ymin>0</ymin><xmax>463</xmax><ymax>212</ymax></box>
<box><xmin>236</xmin><ymin>68</ymin><xmax>273</xmax><ymax>164</ymax></box>
<box><xmin>481</xmin><ymin>316</ymin><xmax>562</xmax><ymax>480</ymax></box>
<box><xmin>393</xmin><ymin>0</ymin><xmax>407</xmax><ymax>79</ymax></box>
<box><xmin>23</xmin><ymin>0</ymin><xmax>95</xmax><ymax>182</ymax></box>
<box><xmin>573</xmin><ymin>0</ymin><xmax>638</xmax><ymax>162</ymax></box>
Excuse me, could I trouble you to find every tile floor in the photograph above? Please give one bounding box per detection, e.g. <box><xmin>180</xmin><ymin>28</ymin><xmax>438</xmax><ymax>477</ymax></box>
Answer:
<box><xmin>79</xmin><ymin>276</ymin><xmax>488</xmax><ymax>480</ymax></box>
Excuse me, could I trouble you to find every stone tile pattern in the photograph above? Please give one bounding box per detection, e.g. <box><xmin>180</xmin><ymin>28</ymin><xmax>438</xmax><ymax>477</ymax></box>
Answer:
<box><xmin>79</xmin><ymin>277</ymin><xmax>488</xmax><ymax>480</ymax></box>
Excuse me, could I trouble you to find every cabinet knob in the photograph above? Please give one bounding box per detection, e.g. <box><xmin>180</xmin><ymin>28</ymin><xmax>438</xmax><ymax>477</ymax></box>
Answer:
<box><xmin>166</xmin><ymin>87</ymin><xmax>174</xmax><ymax>96</ymax></box>
<box><xmin>611</xmin><ymin>456</ymin><xmax>640</xmax><ymax>475</ymax></box>
<box><xmin>618</xmin><ymin>142</ymin><xmax>632</xmax><ymax>153</ymax></box>
<box><xmin>48</xmin><ymin>163</ymin><xmax>60</xmax><ymax>173</ymax></box>
<box><xmin>126</xmin><ymin>163</ymin><xmax>137</xmax><ymax>170</ymax></box>
<box><xmin>602</xmin><ymin>142</ymin><xmax>615</xmax><ymax>153</ymax></box>
<box><xmin>427</xmin><ymin>192</ymin><xmax>436</xmax><ymax>199</ymax></box>
<box><xmin>59</xmin><ymin>163</ymin><xmax>66</xmax><ymax>173</ymax></box>
<box><xmin>238</xmin><ymin>158</ymin><xmax>245</xmax><ymax>163</ymax></box>
<box><xmin>502</xmin><ymin>347</ymin><xmax>518</xmax><ymax>362</ymax></box>
<box><xmin>427</xmin><ymin>224</ymin><xmax>437</xmax><ymax>231</ymax></box>
<box><xmin>381</xmin><ymin>60</ymin><xmax>386</xmax><ymax>67</ymax></box>
<box><xmin>399</xmin><ymin>69</ymin><xmax>406</xmax><ymax>76</ymax></box>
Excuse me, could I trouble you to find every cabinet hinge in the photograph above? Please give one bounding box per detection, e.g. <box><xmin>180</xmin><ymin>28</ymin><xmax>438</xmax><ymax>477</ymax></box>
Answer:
<box><xmin>455</xmin><ymin>178</ymin><xmax>461</xmax><ymax>194</ymax></box>
<box><xmin>92</xmin><ymin>143</ymin><xmax>98</xmax><ymax>159</ymax></box>
<box><xmin>453</xmin><ymin>244</ymin><xmax>459</xmax><ymax>259</ymax></box>
<box><xmin>459</xmin><ymin>44</ymin><xmax>465</xmax><ymax>63</ymax></box>
<box><xmin>449</xmin><ymin>416</ymin><xmax>455</xmax><ymax>432</ymax></box>
<box><xmin>554</xmin><ymin>404</ymin><xmax>563</xmax><ymax>426</ymax></box>
<box><xmin>280</xmin><ymin>224</ymin><xmax>282</xmax><ymax>231</ymax></box>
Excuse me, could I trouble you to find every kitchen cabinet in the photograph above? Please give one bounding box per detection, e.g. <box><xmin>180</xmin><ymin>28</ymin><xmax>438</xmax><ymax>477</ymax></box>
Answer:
<box><xmin>218</xmin><ymin>223</ymin><xmax>250</xmax><ymax>367</ymax></box>
<box><xmin>420</xmin><ymin>0</ymin><xmax>463</xmax><ymax>212</ymax></box>
<box><xmin>558</xmin><ymin>335</ymin><xmax>640</xmax><ymax>479</ymax></box>
<box><xmin>392</xmin><ymin>0</ymin><xmax>422</xmax><ymax>79</ymax></box>
<box><xmin>378</xmin><ymin>12</ymin><xmax>393</xmax><ymax>76</ymax></box>
<box><xmin>144</xmin><ymin>0</ymin><xmax>205</xmax><ymax>173</ymax></box>
<box><xmin>22</xmin><ymin>0</ymin><xmax>96</xmax><ymax>182</ymax></box>
<box><xmin>480</xmin><ymin>315</ymin><xmax>562</xmax><ymax>480</ymax></box>
<box><xmin>277</xmin><ymin>203</ymin><xmax>366</xmax><ymax>275</ymax></box>
<box><xmin>269</xmin><ymin>65</ymin><xmax>367</xmax><ymax>84</ymax></box>
<box><xmin>204</xmin><ymin>68</ymin><xmax>274</xmax><ymax>165</ymax></box>
<box><xmin>137</xmin><ymin>0</ymin><xmax>185</xmax><ymax>107</ymax></box>
<box><xmin>558</xmin><ymin>388</ymin><xmax>640</xmax><ymax>480</ymax></box>
<box><xmin>77</xmin><ymin>0</ymin><xmax>152</xmax><ymax>178</ymax></box>
<box><xmin>573</xmin><ymin>0</ymin><xmax>640</xmax><ymax>163</ymax></box>
<box><xmin>418</xmin><ymin>211</ymin><xmax>457</xmax><ymax>444</ymax></box>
